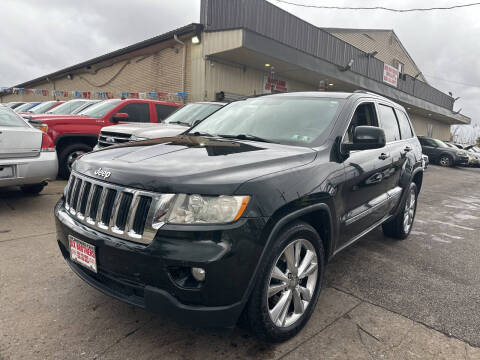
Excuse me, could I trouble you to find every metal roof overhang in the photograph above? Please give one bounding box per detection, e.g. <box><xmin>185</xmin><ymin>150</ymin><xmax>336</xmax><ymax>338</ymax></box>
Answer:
<box><xmin>206</xmin><ymin>29</ymin><xmax>470</xmax><ymax>126</ymax></box>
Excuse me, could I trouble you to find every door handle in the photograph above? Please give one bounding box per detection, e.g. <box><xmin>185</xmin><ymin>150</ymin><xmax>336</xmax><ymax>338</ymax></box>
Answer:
<box><xmin>379</xmin><ymin>153</ymin><xmax>390</xmax><ymax>160</ymax></box>
<box><xmin>404</xmin><ymin>146</ymin><xmax>412</xmax><ymax>152</ymax></box>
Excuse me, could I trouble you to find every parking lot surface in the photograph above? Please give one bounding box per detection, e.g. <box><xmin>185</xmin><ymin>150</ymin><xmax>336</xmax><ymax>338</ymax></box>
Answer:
<box><xmin>1</xmin><ymin>165</ymin><xmax>480</xmax><ymax>359</ymax></box>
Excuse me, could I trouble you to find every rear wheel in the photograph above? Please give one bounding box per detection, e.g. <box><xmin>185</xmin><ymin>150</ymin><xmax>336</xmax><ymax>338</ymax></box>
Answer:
<box><xmin>245</xmin><ymin>221</ymin><xmax>324</xmax><ymax>342</ymax></box>
<box><xmin>20</xmin><ymin>183</ymin><xmax>45</xmax><ymax>195</ymax></box>
<box><xmin>382</xmin><ymin>182</ymin><xmax>418</xmax><ymax>239</ymax></box>
<box><xmin>438</xmin><ymin>154</ymin><xmax>453</xmax><ymax>167</ymax></box>
<box><xmin>58</xmin><ymin>143</ymin><xmax>92</xmax><ymax>179</ymax></box>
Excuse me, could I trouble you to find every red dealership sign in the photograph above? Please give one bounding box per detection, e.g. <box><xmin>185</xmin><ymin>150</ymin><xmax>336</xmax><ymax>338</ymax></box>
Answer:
<box><xmin>383</xmin><ymin>64</ymin><xmax>399</xmax><ymax>87</ymax></box>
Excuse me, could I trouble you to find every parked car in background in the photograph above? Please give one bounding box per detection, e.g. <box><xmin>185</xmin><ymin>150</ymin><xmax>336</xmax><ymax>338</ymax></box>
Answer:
<box><xmin>45</xmin><ymin>99</ymin><xmax>99</xmax><ymax>115</ymax></box>
<box><xmin>94</xmin><ymin>101</ymin><xmax>224</xmax><ymax>149</ymax></box>
<box><xmin>20</xmin><ymin>100</ymin><xmax>64</xmax><ymax>114</ymax></box>
<box><xmin>56</xmin><ymin>91</ymin><xmax>423</xmax><ymax>342</ymax></box>
<box><xmin>37</xmin><ymin>98</ymin><xmax>180</xmax><ymax>178</ymax></box>
<box><xmin>5</xmin><ymin>102</ymin><xmax>26</xmax><ymax>109</ymax></box>
<box><xmin>14</xmin><ymin>102</ymin><xmax>41</xmax><ymax>113</ymax></box>
<box><xmin>23</xmin><ymin>100</ymin><xmax>101</xmax><ymax>125</ymax></box>
<box><xmin>418</xmin><ymin>136</ymin><xmax>469</xmax><ymax>167</ymax></box>
<box><xmin>0</xmin><ymin>106</ymin><xmax>57</xmax><ymax>194</ymax></box>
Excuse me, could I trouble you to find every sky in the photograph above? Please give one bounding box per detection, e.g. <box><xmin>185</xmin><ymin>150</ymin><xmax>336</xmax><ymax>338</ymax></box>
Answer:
<box><xmin>1</xmin><ymin>0</ymin><xmax>478</xmax><ymax>142</ymax></box>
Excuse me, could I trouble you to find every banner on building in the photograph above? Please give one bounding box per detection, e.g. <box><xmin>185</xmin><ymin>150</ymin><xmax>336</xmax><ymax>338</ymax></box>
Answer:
<box><xmin>0</xmin><ymin>86</ymin><xmax>186</xmax><ymax>103</ymax></box>
<box><xmin>263</xmin><ymin>76</ymin><xmax>288</xmax><ymax>93</ymax></box>
<box><xmin>383</xmin><ymin>64</ymin><xmax>399</xmax><ymax>87</ymax></box>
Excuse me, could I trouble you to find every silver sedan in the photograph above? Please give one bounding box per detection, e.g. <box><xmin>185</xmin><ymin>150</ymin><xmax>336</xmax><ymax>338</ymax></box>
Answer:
<box><xmin>0</xmin><ymin>107</ymin><xmax>58</xmax><ymax>194</ymax></box>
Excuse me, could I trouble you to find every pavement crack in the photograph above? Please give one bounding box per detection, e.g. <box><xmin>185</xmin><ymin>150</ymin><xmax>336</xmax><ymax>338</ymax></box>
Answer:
<box><xmin>0</xmin><ymin>231</ymin><xmax>56</xmax><ymax>244</ymax></box>
<box><xmin>331</xmin><ymin>285</ymin><xmax>480</xmax><ymax>350</ymax></box>
<box><xmin>357</xmin><ymin>323</ymin><xmax>383</xmax><ymax>343</ymax></box>
<box><xmin>95</xmin><ymin>317</ymin><xmax>154</xmax><ymax>359</ymax></box>
<box><xmin>276</xmin><ymin>299</ymin><xmax>363</xmax><ymax>360</ymax></box>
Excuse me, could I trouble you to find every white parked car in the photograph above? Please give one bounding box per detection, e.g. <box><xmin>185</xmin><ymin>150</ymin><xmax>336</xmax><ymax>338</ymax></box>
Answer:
<box><xmin>0</xmin><ymin>107</ymin><xmax>58</xmax><ymax>194</ymax></box>
<box><xmin>94</xmin><ymin>102</ymin><xmax>225</xmax><ymax>150</ymax></box>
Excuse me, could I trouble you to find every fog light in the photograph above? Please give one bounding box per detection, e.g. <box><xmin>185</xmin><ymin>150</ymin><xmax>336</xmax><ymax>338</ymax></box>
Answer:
<box><xmin>191</xmin><ymin>267</ymin><xmax>206</xmax><ymax>282</ymax></box>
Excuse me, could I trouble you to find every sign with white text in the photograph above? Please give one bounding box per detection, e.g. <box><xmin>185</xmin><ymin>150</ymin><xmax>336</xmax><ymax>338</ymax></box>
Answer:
<box><xmin>383</xmin><ymin>64</ymin><xmax>399</xmax><ymax>87</ymax></box>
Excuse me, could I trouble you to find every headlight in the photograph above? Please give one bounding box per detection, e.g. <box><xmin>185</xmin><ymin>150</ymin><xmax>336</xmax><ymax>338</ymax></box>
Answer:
<box><xmin>130</xmin><ymin>135</ymin><xmax>148</xmax><ymax>141</ymax></box>
<box><xmin>457</xmin><ymin>150</ymin><xmax>466</xmax><ymax>156</ymax></box>
<box><xmin>164</xmin><ymin>194</ymin><xmax>250</xmax><ymax>224</ymax></box>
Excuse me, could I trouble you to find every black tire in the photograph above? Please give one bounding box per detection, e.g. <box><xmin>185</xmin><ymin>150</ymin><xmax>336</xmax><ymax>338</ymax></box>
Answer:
<box><xmin>438</xmin><ymin>154</ymin><xmax>453</xmax><ymax>167</ymax></box>
<box><xmin>20</xmin><ymin>183</ymin><xmax>45</xmax><ymax>195</ymax></box>
<box><xmin>58</xmin><ymin>143</ymin><xmax>92</xmax><ymax>179</ymax></box>
<box><xmin>245</xmin><ymin>221</ymin><xmax>325</xmax><ymax>343</ymax></box>
<box><xmin>382</xmin><ymin>182</ymin><xmax>418</xmax><ymax>240</ymax></box>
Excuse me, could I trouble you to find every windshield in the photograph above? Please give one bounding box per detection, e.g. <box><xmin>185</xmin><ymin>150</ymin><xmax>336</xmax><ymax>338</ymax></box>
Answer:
<box><xmin>190</xmin><ymin>96</ymin><xmax>343</xmax><ymax>146</ymax></box>
<box><xmin>434</xmin><ymin>139</ymin><xmax>450</xmax><ymax>148</ymax></box>
<box><xmin>46</xmin><ymin>101</ymin><xmax>86</xmax><ymax>114</ymax></box>
<box><xmin>77</xmin><ymin>100</ymin><xmax>121</xmax><ymax>118</ymax></box>
<box><xmin>28</xmin><ymin>101</ymin><xmax>58</xmax><ymax>113</ymax></box>
<box><xmin>14</xmin><ymin>102</ymin><xmax>38</xmax><ymax>112</ymax></box>
<box><xmin>165</xmin><ymin>103</ymin><xmax>223</xmax><ymax>126</ymax></box>
<box><xmin>71</xmin><ymin>101</ymin><xmax>99</xmax><ymax>114</ymax></box>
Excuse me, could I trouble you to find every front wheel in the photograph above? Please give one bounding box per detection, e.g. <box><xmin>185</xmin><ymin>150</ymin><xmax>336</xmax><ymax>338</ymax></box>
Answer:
<box><xmin>245</xmin><ymin>221</ymin><xmax>324</xmax><ymax>342</ymax></box>
<box><xmin>58</xmin><ymin>143</ymin><xmax>92</xmax><ymax>179</ymax></box>
<box><xmin>438</xmin><ymin>154</ymin><xmax>453</xmax><ymax>167</ymax></box>
<box><xmin>382</xmin><ymin>182</ymin><xmax>418</xmax><ymax>239</ymax></box>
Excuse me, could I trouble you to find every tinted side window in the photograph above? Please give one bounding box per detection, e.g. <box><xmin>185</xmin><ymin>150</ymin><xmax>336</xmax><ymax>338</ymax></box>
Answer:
<box><xmin>378</xmin><ymin>104</ymin><xmax>400</xmax><ymax>142</ymax></box>
<box><xmin>395</xmin><ymin>109</ymin><xmax>414</xmax><ymax>139</ymax></box>
<box><xmin>345</xmin><ymin>103</ymin><xmax>378</xmax><ymax>143</ymax></box>
<box><xmin>156</xmin><ymin>105</ymin><xmax>178</xmax><ymax>122</ymax></box>
<box><xmin>119</xmin><ymin>103</ymin><xmax>150</xmax><ymax>123</ymax></box>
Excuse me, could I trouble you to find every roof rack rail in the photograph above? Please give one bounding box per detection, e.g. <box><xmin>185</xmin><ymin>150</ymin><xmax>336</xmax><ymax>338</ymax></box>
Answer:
<box><xmin>353</xmin><ymin>90</ymin><xmax>382</xmax><ymax>96</ymax></box>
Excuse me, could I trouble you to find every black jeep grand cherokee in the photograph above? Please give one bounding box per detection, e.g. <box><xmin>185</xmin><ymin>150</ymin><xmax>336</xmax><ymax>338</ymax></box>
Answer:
<box><xmin>55</xmin><ymin>92</ymin><xmax>423</xmax><ymax>342</ymax></box>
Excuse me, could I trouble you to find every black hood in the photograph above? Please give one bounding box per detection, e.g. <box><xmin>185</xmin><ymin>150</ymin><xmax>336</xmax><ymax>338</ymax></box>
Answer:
<box><xmin>74</xmin><ymin>135</ymin><xmax>316</xmax><ymax>195</ymax></box>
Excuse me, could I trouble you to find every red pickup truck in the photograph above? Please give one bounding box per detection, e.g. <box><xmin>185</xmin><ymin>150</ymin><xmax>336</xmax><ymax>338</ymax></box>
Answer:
<box><xmin>36</xmin><ymin>98</ymin><xmax>180</xmax><ymax>178</ymax></box>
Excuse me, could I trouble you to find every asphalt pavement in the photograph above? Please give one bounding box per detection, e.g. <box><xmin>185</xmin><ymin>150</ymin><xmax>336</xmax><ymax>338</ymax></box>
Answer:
<box><xmin>1</xmin><ymin>165</ymin><xmax>479</xmax><ymax>359</ymax></box>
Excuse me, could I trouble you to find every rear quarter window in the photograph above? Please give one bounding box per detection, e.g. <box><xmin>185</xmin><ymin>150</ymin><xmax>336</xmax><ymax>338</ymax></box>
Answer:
<box><xmin>378</xmin><ymin>104</ymin><xmax>401</xmax><ymax>142</ymax></box>
<box><xmin>395</xmin><ymin>109</ymin><xmax>414</xmax><ymax>139</ymax></box>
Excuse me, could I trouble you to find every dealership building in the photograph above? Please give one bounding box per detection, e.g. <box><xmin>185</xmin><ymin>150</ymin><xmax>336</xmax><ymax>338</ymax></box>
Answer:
<box><xmin>1</xmin><ymin>0</ymin><xmax>470</xmax><ymax>140</ymax></box>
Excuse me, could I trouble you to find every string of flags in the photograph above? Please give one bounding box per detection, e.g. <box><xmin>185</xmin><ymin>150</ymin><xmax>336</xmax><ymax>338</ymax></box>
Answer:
<box><xmin>0</xmin><ymin>87</ymin><xmax>188</xmax><ymax>102</ymax></box>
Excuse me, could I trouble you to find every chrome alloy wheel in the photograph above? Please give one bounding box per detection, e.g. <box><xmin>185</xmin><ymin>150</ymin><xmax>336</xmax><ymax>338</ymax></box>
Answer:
<box><xmin>267</xmin><ymin>239</ymin><xmax>318</xmax><ymax>328</ymax></box>
<box><xmin>67</xmin><ymin>150</ymin><xmax>86</xmax><ymax>171</ymax></box>
<box><xmin>403</xmin><ymin>187</ymin><xmax>416</xmax><ymax>233</ymax></box>
<box><xmin>439</xmin><ymin>156</ymin><xmax>451</xmax><ymax>167</ymax></box>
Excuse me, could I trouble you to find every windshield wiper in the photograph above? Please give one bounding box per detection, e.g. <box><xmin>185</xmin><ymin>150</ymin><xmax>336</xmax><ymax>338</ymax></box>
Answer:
<box><xmin>217</xmin><ymin>134</ymin><xmax>274</xmax><ymax>143</ymax></box>
<box><xmin>188</xmin><ymin>131</ymin><xmax>214</xmax><ymax>137</ymax></box>
<box><xmin>168</xmin><ymin>121</ymin><xmax>191</xmax><ymax>127</ymax></box>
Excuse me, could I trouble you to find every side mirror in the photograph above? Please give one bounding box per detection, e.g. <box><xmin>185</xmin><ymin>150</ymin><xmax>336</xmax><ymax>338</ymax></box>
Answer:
<box><xmin>342</xmin><ymin>126</ymin><xmax>386</xmax><ymax>153</ymax></box>
<box><xmin>111</xmin><ymin>112</ymin><xmax>129</xmax><ymax>123</ymax></box>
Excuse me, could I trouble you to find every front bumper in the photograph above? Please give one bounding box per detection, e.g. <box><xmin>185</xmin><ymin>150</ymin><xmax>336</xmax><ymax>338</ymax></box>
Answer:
<box><xmin>0</xmin><ymin>151</ymin><xmax>58</xmax><ymax>187</ymax></box>
<box><xmin>455</xmin><ymin>155</ymin><xmax>469</xmax><ymax>165</ymax></box>
<box><xmin>54</xmin><ymin>199</ymin><xmax>267</xmax><ymax>328</ymax></box>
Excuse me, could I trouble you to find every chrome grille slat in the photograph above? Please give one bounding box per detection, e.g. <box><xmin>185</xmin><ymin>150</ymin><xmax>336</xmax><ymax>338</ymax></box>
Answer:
<box><xmin>63</xmin><ymin>172</ymin><xmax>174</xmax><ymax>245</ymax></box>
<box><xmin>84</xmin><ymin>183</ymin><xmax>96</xmax><ymax>223</ymax></box>
<box><xmin>109</xmin><ymin>192</ymin><xmax>124</xmax><ymax>232</ymax></box>
<box><xmin>76</xmin><ymin>181</ymin><xmax>88</xmax><ymax>220</ymax></box>
<box><xmin>96</xmin><ymin>188</ymin><xmax>109</xmax><ymax>229</ymax></box>
<box><xmin>69</xmin><ymin>178</ymin><xmax>81</xmax><ymax>215</ymax></box>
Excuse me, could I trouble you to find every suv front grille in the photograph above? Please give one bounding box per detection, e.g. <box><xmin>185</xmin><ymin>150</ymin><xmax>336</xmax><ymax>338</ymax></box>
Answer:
<box><xmin>97</xmin><ymin>131</ymin><xmax>132</xmax><ymax>148</ymax></box>
<box><xmin>64</xmin><ymin>172</ymin><xmax>175</xmax><ymax>244</ymax></box>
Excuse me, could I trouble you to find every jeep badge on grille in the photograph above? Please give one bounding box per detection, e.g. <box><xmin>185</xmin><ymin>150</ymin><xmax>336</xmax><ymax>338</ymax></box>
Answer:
<box><xmin>94</xmin><ymin>168</ymin><xmax>111</xmax><ymax>179</ymax></box>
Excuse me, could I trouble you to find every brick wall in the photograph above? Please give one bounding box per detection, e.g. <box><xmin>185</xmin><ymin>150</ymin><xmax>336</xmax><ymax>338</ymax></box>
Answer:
<box><xmin>1</xmin><ymin>38</ymin><xmax>189</xmax><ymax>104</ymax></box>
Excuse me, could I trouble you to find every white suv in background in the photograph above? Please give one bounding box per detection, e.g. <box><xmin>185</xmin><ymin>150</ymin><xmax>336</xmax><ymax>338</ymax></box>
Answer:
<box><xmin>94</xmin><ymin>102</ymin><xmax>225</xmax><ymax>150</ymax></box>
